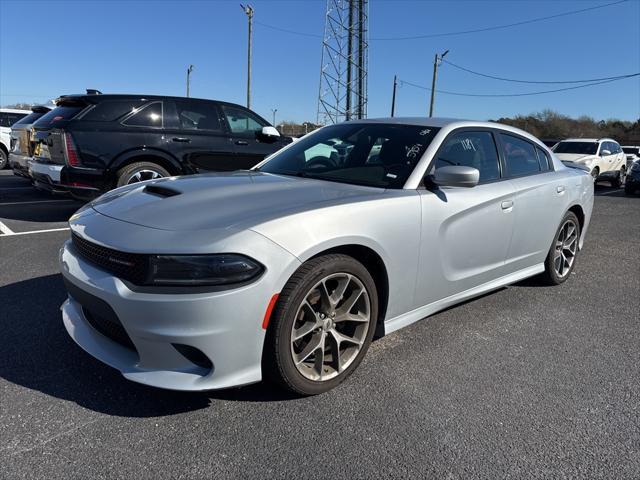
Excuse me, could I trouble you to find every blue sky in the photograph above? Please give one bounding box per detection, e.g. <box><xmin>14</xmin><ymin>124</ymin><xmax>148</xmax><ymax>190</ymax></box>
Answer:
<box><xmin>1</xmin><ymin>0</ymin><xmax>639</xmax><ymax>123</ymax></box>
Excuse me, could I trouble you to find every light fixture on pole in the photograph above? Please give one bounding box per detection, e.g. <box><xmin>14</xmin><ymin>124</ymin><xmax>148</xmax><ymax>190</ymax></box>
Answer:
<box><xmin>240</xmin><ymin>4</ymin><xmax>254</xmax><ymax>109</ymax></box>
<box><xmin>429</xmin><ymin>49</ymin><xmax>449</xmax><ymax>117</ymax></box>
<box><xmin>186</xmin><ymin>64</ymin><xmax>194</xmax><ymax>98</ymax></box>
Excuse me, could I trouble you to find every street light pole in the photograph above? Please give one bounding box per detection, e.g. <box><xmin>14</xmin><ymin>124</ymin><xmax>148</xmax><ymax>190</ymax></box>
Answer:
<box><xmin>429</xmin><ymin>49</ymin><xmax>449</xmax><ymax>117</ymax></box>
<box><xmin>271</xmin><ymin>108</ymin><xmax>277</xmax><ymax>126</ymax></box>
<box><xmin>391</xmin><ymin>75</ymin><xmax>397</xmax><ymax>117</ymax></box>
<box><xmin>186</xmin><ymin>64</ymin><xmax>194</xmax><ymax>98</ymax></box>
<box><xmin>240</xmin><ymin>4</ymin><xmax>254</xmax><ymax>109</ymax></box>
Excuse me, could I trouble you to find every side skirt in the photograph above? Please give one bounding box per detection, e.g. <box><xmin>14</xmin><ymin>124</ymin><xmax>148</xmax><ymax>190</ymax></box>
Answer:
<box><xmin>383</xmin><ymin>263</ymin><xmax>545</xmax><ymax>335</ymax></box>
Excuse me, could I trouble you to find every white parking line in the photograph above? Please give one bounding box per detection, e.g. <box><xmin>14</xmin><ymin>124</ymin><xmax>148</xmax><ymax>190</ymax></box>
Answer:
<box><xmin>0</xmin><ymin>220</ymin><xmax>15</xmax><ymax>234</ymax></box>
<box><xmin>0</xmin><ymin>199</ymin><xmax>76</xmax><ymax>206</ymax></box>
<box><xmin>0</xmin><ymin>227</ymin><xmax>70</xmax><ymax>237</ymax></box>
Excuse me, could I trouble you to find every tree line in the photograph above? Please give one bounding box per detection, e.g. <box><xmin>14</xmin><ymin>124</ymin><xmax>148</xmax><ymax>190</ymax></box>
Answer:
<box><xmin>493</xmin><ymin>110</ymin><xmax>640</xmax><ymax>145</ymax></box>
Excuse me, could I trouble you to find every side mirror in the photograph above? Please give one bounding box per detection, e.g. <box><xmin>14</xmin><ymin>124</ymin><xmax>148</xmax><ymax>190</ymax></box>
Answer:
<box><xmin>432</xmin><ymin>165</ymin><xmax>480</xmax><ymax>188</ymax></box>
<box><xmin>261</xmin><ymin>126</ymin><xmax>280</xmax><ymax>138</ymax></box>
<box><xmin>600</xmin><ymin>149</ymin><xmax>611</xmax><ymax>156</ymax></box>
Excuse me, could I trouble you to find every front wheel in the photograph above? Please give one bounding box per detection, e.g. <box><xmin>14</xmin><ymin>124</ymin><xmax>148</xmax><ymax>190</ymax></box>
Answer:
<box><xmin>264</xmin><ymin>254</ymin><xmax>378</xmax><ymax>395</ymax></box>
<box><xmin>0</xmin><ymin>149</ymin><xmax>7</xmax><ymax>169</ymax></box>
<box><xmin>539</xmin><ymin>211</ymin><xmax>581</xmax><ymax>285</ymax></box>
<box><xmin>590</xmin><ymin>167</ymin><xmax>599</xmax><ymax>182</ymax></box>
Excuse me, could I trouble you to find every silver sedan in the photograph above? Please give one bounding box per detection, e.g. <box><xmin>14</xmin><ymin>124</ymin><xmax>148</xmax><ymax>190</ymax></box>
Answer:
<box><xmin>60</xmin><ymin>118</ymin><xmax>594</xmax><ymax>395</ymax></box>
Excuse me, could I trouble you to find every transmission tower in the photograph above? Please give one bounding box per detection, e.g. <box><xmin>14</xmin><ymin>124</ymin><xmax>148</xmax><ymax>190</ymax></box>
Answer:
<box><xmin>316</xmin><ymin>0</ymin><xmax>368</xmax><ymax>125</ymax></box>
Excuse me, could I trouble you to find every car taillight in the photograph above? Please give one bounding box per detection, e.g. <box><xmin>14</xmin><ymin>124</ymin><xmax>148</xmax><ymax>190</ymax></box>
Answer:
<box><xmin>64</xmin><ymin>132</ymin><xmax>81</xmax><ymax>166</ymax></box>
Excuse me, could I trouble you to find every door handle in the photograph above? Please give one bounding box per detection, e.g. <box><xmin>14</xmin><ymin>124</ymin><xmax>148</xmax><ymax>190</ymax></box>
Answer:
<box><xmin>556</xmin><ymin>185</ymin><xmax>566</xmax><ymax>194</ymax></box>
<box><xmin>235</xmin><ymin>140</ymin><xmax>249</xmax><ymax>146</ymax></box>
<box><xmin>172</xmin><ymin>137</ymin><xmax>191</xmax><ymax>143</ymax></box>
<box><xmin>501</xmin><ymin>200</ymin><xmax>514</xmax><ymax>210</ymax></box>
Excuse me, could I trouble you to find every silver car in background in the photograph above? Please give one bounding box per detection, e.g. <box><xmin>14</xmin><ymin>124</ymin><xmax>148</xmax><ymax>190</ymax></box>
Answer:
<box><xmin>8</xmin><ymin>105</ymin><xmax>52</xmax><ymax>178</ymax></box>
<box><xmin>59</xmin><ymin>118</ymin><xmax>594</xmax><ymax>395</ymax></box>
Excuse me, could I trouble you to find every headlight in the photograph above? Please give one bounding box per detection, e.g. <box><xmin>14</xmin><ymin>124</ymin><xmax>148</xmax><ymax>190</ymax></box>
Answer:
<box><xmin>149</xmin><ymin>254</ymin><xmax>263</xmax><ymax>286</ymax></box>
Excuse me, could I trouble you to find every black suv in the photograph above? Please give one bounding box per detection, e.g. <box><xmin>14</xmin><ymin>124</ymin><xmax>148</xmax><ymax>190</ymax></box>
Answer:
<box><xmin>30</xmin><ymin>92</ymin><xmax>292</xmax><ymax>199</ymax></box>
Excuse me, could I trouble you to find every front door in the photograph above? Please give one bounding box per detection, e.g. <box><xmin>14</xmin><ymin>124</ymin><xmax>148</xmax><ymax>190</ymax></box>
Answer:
<box><xmin>415</xmin><ymin>130</ymin><xmax>515</xmax><ymax>308</ymax></box>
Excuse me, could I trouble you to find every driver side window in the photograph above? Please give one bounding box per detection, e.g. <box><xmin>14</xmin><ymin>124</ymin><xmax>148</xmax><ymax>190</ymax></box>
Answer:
<box><xmin>222</xmin><ymin>106</ymin><xmax>266</xmax><ymax>135</ymax></box>
<box><xmin>434</xmin><ymin>131</ymin><xmax>500</xmax><ymax>182</ymax></box>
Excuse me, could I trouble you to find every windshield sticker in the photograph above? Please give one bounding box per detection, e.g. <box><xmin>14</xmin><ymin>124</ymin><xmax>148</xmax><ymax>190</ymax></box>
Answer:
<box><xmin>419</xmin><ymin>129</ymin><xmax>431</xmax><ymax>136</ymax></box>
<box><xmin>461</xmin><ymin>138</ymin><xmax>476</xmax><ymax>151</ymax></box>
<box><xmin>406</xmin><ymin>143</ymin><xmax>423</xmax><ymax>158</ymax></box>
<box><xmin>386</xmin><ymin>173</ymin><xmax>398</xmax><ymax>179</ymax></box>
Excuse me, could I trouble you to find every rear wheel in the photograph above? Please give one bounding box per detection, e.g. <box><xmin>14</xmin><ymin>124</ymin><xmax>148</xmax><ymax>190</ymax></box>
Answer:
<box><xmin>611</xmin><ymin>167</ymin><xmax>626</xmax><ymax>188</ymax></box>
<box><xmin>264</xmin><ymin>254</ymin><xmax>378</xmax><ymax>395</ymax></box>
<box><xmin>540</xmin><ymin>211</ymin><xmax>580</xmax><ymax>285</ymax></box>
<box><xmin>116</xmin><ymin>161</ymin><xmax>170</xmax><ymax>187</ymax></box>
<box><xmin>0</xmin><ymin>149</ymin><xmax>7</xmax><ymax>169</ymax></box>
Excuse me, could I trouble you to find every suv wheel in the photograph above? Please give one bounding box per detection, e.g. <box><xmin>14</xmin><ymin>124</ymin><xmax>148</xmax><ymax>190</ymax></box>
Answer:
<box><xmin>590</xmin><ymin>167</ymin><xmax>599</xmax><ymax>182</ymax></box>
<box><xmin>0</xmin><ymin>149</ymin><xmax>7</xmax><ymax>169</ymax></box>
<box><xmin>116</xmin><ymin>161</ymin><xmax>170</xmax><ymax>187</ymax></box>
<box><xmin>264</xmin><ymin>254</ymin><xmax>378</xmax><ymax>395</ymax></box>
<box><xmin>611</xmin><ymin>167</ymin><xmax>626</xmax><ymax>188</ymax></box>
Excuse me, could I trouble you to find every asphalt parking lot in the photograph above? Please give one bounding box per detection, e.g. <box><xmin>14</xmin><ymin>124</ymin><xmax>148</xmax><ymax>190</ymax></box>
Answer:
<box><xmin>1</xmin><ymin>168</ymin><xmax>638</xmax><ymax>479</ymax></box>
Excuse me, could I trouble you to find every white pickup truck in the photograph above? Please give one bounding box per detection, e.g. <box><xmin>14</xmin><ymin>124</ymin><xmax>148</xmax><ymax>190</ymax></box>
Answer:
<box><xmin>0</xmin><ymin>108</ymin><xmax>30</xmax><ymax>169</ymax></box>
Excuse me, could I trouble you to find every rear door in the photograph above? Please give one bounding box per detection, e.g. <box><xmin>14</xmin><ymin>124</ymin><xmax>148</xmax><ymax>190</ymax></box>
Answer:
<box><xmin>415</xmin><ymin>129</ymin><xmax>515</xmax><ymax>307</ymax></box>
<box><xmin>498</xmin><ymin>133</ymin><xmax>566</xmax><ymax>273</ymax></box>
<box><xmin>220</xmin><ymin>104</ymin><xmax>282</xmax><ymax>168</ymax></box>
<box><xmin>166</xmin><ymin>100</ymin><xmax>236</xmax><ymax>172</ymax></box>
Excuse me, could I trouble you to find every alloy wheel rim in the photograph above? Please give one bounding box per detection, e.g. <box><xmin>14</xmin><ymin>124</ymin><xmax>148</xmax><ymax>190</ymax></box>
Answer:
<box><xmin>554</xmin><ymin>219</ymin><xmax>578</xmax><ymax>278</ymax></box>
<box><xmin>127</xmin><ymin>169</ymin><xmax>164</xmax><ymax>184</ymax></box>
<box><xmin>290</xmin><ymin>273</ymin><xmax>371</xmax><ymax>381</ymax></box>
<box><xmin>620</xmin><ymin>169</ymin><xmax>626</xmax><ymax>185</ymax></box>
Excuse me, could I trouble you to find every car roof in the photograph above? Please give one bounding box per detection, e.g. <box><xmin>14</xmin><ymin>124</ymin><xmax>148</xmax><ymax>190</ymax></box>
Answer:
<box><xmin>55</xmin><ymin>93</ymin><xmax>242</xmax><ymax>107</ymax></box>
<box><xmin>0</xmin><ymin>108</ymin><xmax>31</xmax><ymax>114</ymax></box>
<box><xmin>560</xmin><ymin>138</ymin><xmax>617</xmax><ymax>143</ymax></box>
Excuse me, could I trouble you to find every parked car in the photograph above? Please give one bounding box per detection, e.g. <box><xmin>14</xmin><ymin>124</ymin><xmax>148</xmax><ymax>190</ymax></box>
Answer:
<box><xmin>8</xmin><ymin>105</ymin><xmax>52</xmax><ymax>178</ymax></box>
<box><xmin>30</xmin><ymin>92</ymin><xmax>292</xmax><ymax>200</ymax></box>
<box><xmin>552</xmin><ymin>138</ymin><xmax>627</xmax><ymax>187</ymax></box>
<box><xmin>60</xmin><ymin>118</ymin><xmax>594</xmax><ymax>395</ymax></box>
<box><xmin>0</xmin><ymin>108</ymin><xmax>30</xmax><ymax>169</ymax></box>
<box><xmin>622</xmin><ymin>145</ymin><xmax>640</xmax><ymax>167</ymax></box>
<box><xmin>624</xmin><ymin>159</ymin><xmax>640</xmax><ymax>195</ymax></box>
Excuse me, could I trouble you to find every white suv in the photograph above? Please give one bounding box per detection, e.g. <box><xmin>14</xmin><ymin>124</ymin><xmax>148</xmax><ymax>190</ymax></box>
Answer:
<box><xmin>552</xmin><ymin>138</ymin><xmax>627</xmax><ymax>187</ymax></box>
<box><xmin>0</xmin><ymin>108</ymin><xmax>30</xmax><ymax>169</ymax></box>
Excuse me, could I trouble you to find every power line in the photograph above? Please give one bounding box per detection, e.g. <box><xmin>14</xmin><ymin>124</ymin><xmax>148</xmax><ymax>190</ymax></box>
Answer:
<box><xmin>399</xmin><ymin>73</ymin><xmax>640</xmax><ymax>97</ymax></box>
<box><xmin>442</xmin><ymin>59</ymin><xmax>640</xmax><ymax>84</ymax></box>
<box><xmin>255</xmin><ymin>0</ymin><xmax>630</xmax><ymax>41</ymax></box>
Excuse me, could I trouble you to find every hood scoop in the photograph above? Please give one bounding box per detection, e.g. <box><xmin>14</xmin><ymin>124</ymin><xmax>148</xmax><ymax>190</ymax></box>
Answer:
<box><xmin>143</xmin><ymin>184</ymin><xmax>181</xmax><ymax>198</ymax></box>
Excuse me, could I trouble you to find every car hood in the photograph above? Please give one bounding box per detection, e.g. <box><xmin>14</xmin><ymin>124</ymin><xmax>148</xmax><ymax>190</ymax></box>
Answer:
<box><xmin>90</xmin><ymin>171</ymin><xmax>384</xmax><ymax>232</ymax></box>
<box><xmin>553</xmin><ymin>153</ymin><xmax>597</xmax><ymax>163</ymax></box>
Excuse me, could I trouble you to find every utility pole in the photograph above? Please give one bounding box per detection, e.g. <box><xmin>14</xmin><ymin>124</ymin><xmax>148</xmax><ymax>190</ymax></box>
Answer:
<box><xmin>271</xmin><ymin>108</ymin><xmax>277</xmax><ymax>126</ymax></box>
<box><xmin>240</xmin><ymin>4</ymin><xmax>254</xmax><ymax>109</ymax></box>
<box><xmin>391</xmin><ymin>75</ymin><xmax>397</xmax><ymax>117</ymax></box>
<box><xmin>186</xmin><ymin>64</ymin><xmax>194</xmax><ymax>97</ymax></box>
<box><xmin>429</xmin><ymin>49</ymin><xmax>449</xmax><ymax>117</ymax></box>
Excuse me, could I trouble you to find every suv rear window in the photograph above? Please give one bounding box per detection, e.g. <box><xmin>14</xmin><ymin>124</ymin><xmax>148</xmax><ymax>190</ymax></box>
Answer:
<box><xmin>34</xmin><ymin>106</ymin><xmax>84</xmax><ymax>128</ymax></box>
<box><xmin>11</xmin><ymin>111</ymin><xmax>47</xmax><ymax>127</ymax></box>
<box><xmin>81</xmin><ymin>100</ymin><xmax>146</xmax><ymax>122</ymax></box>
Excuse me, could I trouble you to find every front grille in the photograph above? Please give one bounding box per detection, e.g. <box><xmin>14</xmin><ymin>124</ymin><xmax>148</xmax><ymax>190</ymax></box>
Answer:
<box><xmin>72</xmin><ymin>233</ymin><xmax>149</xmax><ymax>285</ymax></box>
<box><xmin>83</xmin><ymin>307</ymin><xmax>136</xmax><ymax>351</ymax></box>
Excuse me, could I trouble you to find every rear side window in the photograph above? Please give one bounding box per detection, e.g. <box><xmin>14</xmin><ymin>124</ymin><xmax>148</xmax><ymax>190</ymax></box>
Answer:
<box><xmin>175</xmin><ymin>100</ymin><xmax>222</xmax><ymax>131</ymax></box>
<box><xmin>222</xmin><ymin>105</ymin><xmax>266</xmax><ymax>135</ymax></box>
<box><xmin>434</xmin><ymin>131</ymin><xmax>501</xmax><ymax>182</ymax></box>
<box><xmin>34</xmin><ymin>106</ymin><xmax>84</xmax><ymax>127</ymax></box>
<box><xmin>0</xmin><ymin>112</ymin><xmax>28</xmax><ymax>127</ymax></box>
<box><xmin>82</xmin><ymin>100</ymin><xmax>146</xmax><ymax>122</ymax></box>
<box><xmin>499</xmin><ymin>134</ymin><xmax>540</xmax><ymax>177</ymax></box>
<box><xmin>122</xmin><ymin>102</ymin><xmax>163</xmax><ymax>128</ymax></box>
<box><xmin>535</xmin><ymin>146</ymin><xmax>551</xmax><ymax>171</ymax></box>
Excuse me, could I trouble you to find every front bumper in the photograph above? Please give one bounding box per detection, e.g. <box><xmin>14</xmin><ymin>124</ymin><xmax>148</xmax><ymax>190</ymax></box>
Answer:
<box><xmin>59</xmin><ymin>224</ymin><xmax>300</xmax><ymax>391</ymax></box>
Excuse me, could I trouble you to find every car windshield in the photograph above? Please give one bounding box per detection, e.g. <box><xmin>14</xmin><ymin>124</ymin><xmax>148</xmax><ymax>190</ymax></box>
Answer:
<box><xmin>257</xmin><ymin>123</ymin><xmax>440</xmax><ymax>188</ymax></box>
<box><xmin>622</xmin><ymin>147</ymin><xmax>639</xmax><ymax>155</ymax></box>
<box><xmin>552</xmin><ymin>141</ymin><xmax>598</xmax><ymax>155</ymax></box>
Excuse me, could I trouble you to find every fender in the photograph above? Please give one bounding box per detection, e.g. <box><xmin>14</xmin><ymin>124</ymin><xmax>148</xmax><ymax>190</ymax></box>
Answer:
<box><xmin>108</xmin><ymin>147</ymin><xmax>184</xmax><ymax>176</ymax></box>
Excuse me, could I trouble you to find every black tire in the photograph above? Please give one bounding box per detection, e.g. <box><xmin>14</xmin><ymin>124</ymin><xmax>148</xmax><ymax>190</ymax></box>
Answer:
<box><xmin>539</xmin><ymin>211</ymin><xmax>581</xmax><ymax>286</ymax></box>
<box><xmin>263</xmin><ymin>254</ymin><xmax>378</xmax><ymax>395</ymax></box>
<box><xmin>0</xmin><ymin>149</ymin><xmax>7</xmax><ymax>169</ymax></box>
<box><xmin>115</xmin><ymin>161</ymin><xmax>170</xmax><ymax>187</ymax></box>
<box><xmin>611</xmin><ymin>167</ymin><xmax>626</xmax><ymax>188</ymax></box>
<box><xmin>590</xmin><ymin>167</ymin><xmax>599</xmax><ymax>183</ymax></box>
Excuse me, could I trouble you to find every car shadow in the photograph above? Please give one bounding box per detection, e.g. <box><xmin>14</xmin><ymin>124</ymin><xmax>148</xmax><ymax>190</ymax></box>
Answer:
<box><xmin>593</xmin><ymin>183</ymin><xmax>636</xmax><ymax>198</ymax></box>
<box><xmin>0</xmin><ymin>274</ymin><xmax>298</xmax><ymax>417</ymax></box>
